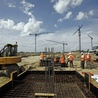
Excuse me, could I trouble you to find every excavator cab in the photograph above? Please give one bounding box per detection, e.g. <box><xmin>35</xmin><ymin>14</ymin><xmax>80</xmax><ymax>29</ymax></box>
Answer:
<box><xmin>0</xmin><ymin>42</ymin><xmax>21</xmax><ymax>77</ymax></box>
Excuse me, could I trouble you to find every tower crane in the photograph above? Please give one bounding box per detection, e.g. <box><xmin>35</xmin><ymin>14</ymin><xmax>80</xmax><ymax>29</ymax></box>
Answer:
<box><xmin>73</xmin><ymin>25</ymin><xmax>83</xmax><ymax>52</ymax></box>
<box><xmin>88</xmin><ymin>34</ymin><xmax>93</xmax><ymax>50</ymax></box>
<box><xmin>30</xmin><ymin>32</ymin><xmax>50</xmax><ymax>53</ymax></box>
<box><xmin>46</xmin><ymin>39</ymin><xmax>68</xmax><ymax>53</ymax></box>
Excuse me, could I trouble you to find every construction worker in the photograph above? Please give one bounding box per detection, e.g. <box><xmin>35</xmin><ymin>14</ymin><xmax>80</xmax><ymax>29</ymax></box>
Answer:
<box><xmin>80</xmin><ymin>52</ymin><xmax>85</xmax><ymax>69</ymax></box>
<box><xmin>40</xmin><ymin>53</ymin><xmax>45</xmax><ymax>66</ymax></box>
<box><xmin>60</xmin><ymin>55</ymin><xmax>65</xmax><ymax>67</ymax></box>
<box><xmin>68</xmin><ymin>52</ymin><xmax>74</xmax><ymax>68</ymax></box>
<box><xmin>62</xmin><ymin>53</ymin><xmax>68</xmax><ymax>67</ymax></box>
<box><xmin>85</xmin><ymin>53</ymin><xmax>92</xmax><ymax>69</ymax></box>
<box><xmin>54</xmin><ymin>56</ymin><xmax>57</xmax><ymax>62</ymax></box>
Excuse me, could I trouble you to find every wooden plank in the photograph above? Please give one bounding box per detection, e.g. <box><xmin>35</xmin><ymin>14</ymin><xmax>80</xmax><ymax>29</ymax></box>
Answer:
<box><xmin>35</xmin><ymin>93</ymin><xmax>56</xmax><ymax>97</ymax></box>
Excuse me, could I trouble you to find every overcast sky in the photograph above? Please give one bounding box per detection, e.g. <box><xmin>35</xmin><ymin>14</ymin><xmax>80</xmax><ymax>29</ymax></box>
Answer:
<box><xmin>0</xmin><ymin>0</ymin><xmax>98</xmax><ymax>52</ymax></box>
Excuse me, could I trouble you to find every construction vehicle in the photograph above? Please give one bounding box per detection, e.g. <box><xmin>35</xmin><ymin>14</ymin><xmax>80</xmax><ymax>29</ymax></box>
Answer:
<box><xmin>0</xmin><ymin>42</ymin><xmax>21</xmax><ymax>77</ymax></box>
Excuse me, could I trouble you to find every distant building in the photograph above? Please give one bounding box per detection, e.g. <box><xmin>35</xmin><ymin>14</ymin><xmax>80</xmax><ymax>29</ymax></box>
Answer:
<box><xmin>45</xmin><ymin>47</ymin><xmax>54</xmax><ymax>53</ymax></box>
<box><xmin>45</xmin><ymin>47</ymin><xmax>47</xmax><ymax>53</ymax></box>
<box><xmin>51</xmin><ymin>47</ymin><xmax>54</xmax><ymax>53</ymax></box>
<box><xmin>48</xmin><ymin>47</ymin><xmax>50</xmax><ymax>53</ymax></box>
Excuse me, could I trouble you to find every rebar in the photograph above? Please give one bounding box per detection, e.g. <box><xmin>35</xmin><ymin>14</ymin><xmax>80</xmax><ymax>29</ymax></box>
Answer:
<box><xmin>2</xmin><ymin>73</ymin><xmax>96</xmax><ymax>98</ymax></box>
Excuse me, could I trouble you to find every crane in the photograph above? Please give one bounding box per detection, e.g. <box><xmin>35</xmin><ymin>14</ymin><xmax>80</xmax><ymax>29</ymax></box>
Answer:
<box><xmin>30</xmin><ymin>32</ymin><xmax>49</xmax><ymax>53</ymax></box>
<box><xmin>88</xmin><ymin>34</ymin><xmax>93</xmax><ymax>50</ymax></box>
<box><xmin>46</xmin><ymin>39</ymin><xmax>68</xmax><ymax>53</ymax></box>
<box><xmin>73</xmin><ymin>25</ymin><xmax>83</xmax><ymax>52</ymax></box>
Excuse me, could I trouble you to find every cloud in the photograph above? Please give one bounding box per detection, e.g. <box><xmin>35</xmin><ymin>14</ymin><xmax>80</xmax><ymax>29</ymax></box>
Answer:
<box><xmin>58</xmin><ymin>11</ymin><xmax>72</xmax><ymax>22</ymax></box>
<box><xmin>88</xmin><ymin>10</ymin><xmax>94</xmax><ymax>16</ymax></box>
<box><xmin>54</xmin><ymin>24</ymin><xmax>57</xmax><ymax>28</ymax></box>
<box><xmin>58</xmin><ymin>18</ymin><xmax>63</xmax><ymax>22</ymax></box>
<box><xmin>51</xmin><ymin>0</ymin><xmax>55</xmax><ymax>2</ymax></box>
<box><xmin>0</xmin><ymin>19</ymin><xmax>25</xmax><ymax>31</ymax></box>
<box><xmin>5</xmin><ymin>1</ymin><xmax>16</xmax><ymax>8</ymax></box>
<box><xmin>0</xmin><ymin>18</ymin><xmax>43</xmax><ymax>36</ymax></box>
<box><xmin>53</xmin><ymin>0</ymin><xmax>83</xmax><ymax>14</ymax></box>
<box><xmin>0</xmin><ymin>0</ymin><xmax>44</xmax><ymax>36</ymax></box>
<box><xmin>8</xmin><ymin>3</ymin><xmax>16</xmax><ymax>8</ymax></box>
<box><xmin>75</xmin><ymin>11</ymin><xmax>88</xmax><ymax>20</ymax></box>
<box><xmin>71</xmin><ymin>0</ymin><xmax>83</xmax><ymax>6</ymax></box>
<box><xmin>20</xmin><ymin>0</ymin><xmax>34</xmax><ymax>17</ymax></box>
<box><xmin>53</xmin><ymin>0</ymin><xmax>70</xmax><ymax>14</ymax></box>
<box><xmin>21</xmin><ymin>18</ymin><xmax>43</xmax><ymax>36</ymax></box>
<box><xmin>0</xmin><ymin>19</ymin><xmax>97</xmax><ymax>52</ymax></box>
<box><xmin>0</xmin><ymin>0</ymin><xmax>97</xmax><ymax>52</ymax></box>
<box><xmin>75</xmin><ymin>10</ymin><xmax>94</xmax><ymax>20</ymax></box>
<box><xmin>13</xmin><ymin>22</ymin><xmax>25</xmax><ymax>31</ymax></box>
<box><xmin>19</xmin><ymin>0</ymin><xmax>44</xmax><ymax>36</ymax></box>
<box><xmin>0</xmin><ymin>0</ymin><xmax>44</xmax><ymax>38</ymax></box>
<box><xmin>64</xmin><ymin>11</ymin><xmax>72</xmax><ymax>19</ymax></box>
<box><xmin>0</xmin><ymin>19</ymin><xmax>15</xmax><ymax>29</ymax></box>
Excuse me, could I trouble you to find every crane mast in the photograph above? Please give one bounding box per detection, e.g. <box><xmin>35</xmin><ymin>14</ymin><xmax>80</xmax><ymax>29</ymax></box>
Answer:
<box><xmin>73</xmin><ymin>25</ymin><xmax>83</xmax><ymax>52</ymax></box>
<box><xmin>88</xmin><ymin>34</ymin><xmax>93</xmax><ymax>50</ymax></box>
<box><xmin>30</xmin><ymin>32</ymin><xmax>50</xmax><ymax>53</ymax></box>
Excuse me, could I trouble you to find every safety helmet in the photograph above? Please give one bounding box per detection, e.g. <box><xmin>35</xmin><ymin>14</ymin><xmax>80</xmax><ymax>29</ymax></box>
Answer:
<box><xmin>69</xmin><ymin>52</ymin><xmax>71</xmax><ymax>55</ymax></box>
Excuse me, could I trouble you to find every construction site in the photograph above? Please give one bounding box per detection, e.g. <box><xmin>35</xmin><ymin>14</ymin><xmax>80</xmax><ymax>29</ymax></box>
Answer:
<box><xmin>0</xmin><ymin>0</ymin><xmax>98</xmax><ymax>97</ymax></box>
<box><xmin>0</xmin><ymin>40</ymin><xmax>98</xmax><ymax>98</ymax></box>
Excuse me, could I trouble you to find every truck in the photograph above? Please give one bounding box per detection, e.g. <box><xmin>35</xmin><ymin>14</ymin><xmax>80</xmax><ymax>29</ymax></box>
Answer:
<box><xmin>0</xmin><ymin>42</ymin><xmax>21</xmax><ymax>77</ymax></box>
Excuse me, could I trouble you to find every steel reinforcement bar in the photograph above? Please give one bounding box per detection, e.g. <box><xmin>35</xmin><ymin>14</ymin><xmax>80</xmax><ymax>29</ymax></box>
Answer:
<box><xmin>2</xmin><ymin>73</ymin><xmax>96</xmax><ymax>98</ymax></box>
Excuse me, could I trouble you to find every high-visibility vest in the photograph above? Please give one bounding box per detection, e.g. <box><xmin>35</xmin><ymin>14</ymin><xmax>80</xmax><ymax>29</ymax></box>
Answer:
<box><xmin>81</xmin><ymin>55</ymin><xmax>85</xmax><ymax>61</ymax></box>
<box><xmin>60</xmin><ymin>57</ymin><xmax>65</xmax><ymax>63</ymax></box>
<box><xmin>54</xmin><ymin>57</ymin><xmax>57</xmax><ymax>62</ymax></box>
<box><xmin>86</xmin><ymin>54</ymin><xmax>91</xmax><ymax>61</ymax></box>
<box><xmin>40</xmin><ymin>54</ymin><xmax>44</xmax><ymax>59</ymax></box>
<box><xmin>68</xmin><ymin>55</ymin><xmax>74</xmax><ymax>61</ymax></box>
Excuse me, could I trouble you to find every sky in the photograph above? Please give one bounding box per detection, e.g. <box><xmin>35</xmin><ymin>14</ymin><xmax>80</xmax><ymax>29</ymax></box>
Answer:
<box><xmin>0</xmin><ymin>0</ymin><xmax>98</xmax><ymax>52</ymax></box>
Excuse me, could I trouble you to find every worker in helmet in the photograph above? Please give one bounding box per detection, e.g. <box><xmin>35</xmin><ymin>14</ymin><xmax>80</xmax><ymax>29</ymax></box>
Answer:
<box><xmin>68</xmin><ymin>52</ymin><xmax>74</xmax><ymax>68</ymax></box>
<box><xmin>80</xmin><ymin>52</ymin><xmax>85</xmax><ymax>69</ymax></box>
<box><xmin>40</xmin><ymin>52</ymin><xmax>45</xmax><ymax>66</ymax></box>
<box><xmin>62</xmin><ymin>53</ymin><xmax>68</xmax><ymax>67</ymax></box>
<box><xmin>85</xmin><ymin>52</ymin><xmax>92</xmax><ymax>69</ymax></box>
<box><xmin>60</xmin><ymin>55</ymin><xmax>66</xmax><ymax>67</ymax></box>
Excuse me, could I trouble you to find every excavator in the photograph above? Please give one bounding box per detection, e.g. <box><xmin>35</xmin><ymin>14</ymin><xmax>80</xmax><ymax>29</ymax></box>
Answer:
<box><xmin>0</xmin><ymin>42</ymin><xmax>21</xmax><ymax>77</ymax></box>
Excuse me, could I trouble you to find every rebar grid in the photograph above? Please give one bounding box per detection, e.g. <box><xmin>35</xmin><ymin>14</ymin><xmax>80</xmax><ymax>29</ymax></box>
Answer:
<box><xmin>2</xmin><ymin>73</ymin><xmax>96</xmax><ymax>98</ymax></box>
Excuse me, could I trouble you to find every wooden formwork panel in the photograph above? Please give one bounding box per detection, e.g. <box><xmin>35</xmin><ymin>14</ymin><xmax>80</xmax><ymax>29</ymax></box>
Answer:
<box><xmin>0</xmin><ymin>56</ymin><xmax>21</xmax><ymax>64</ymax></box>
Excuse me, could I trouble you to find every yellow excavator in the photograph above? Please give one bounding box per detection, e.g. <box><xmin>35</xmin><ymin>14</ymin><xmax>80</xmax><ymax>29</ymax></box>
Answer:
<box><xmin>0</xmin><ymin>42</ymin><xmax>21</xmax><ymax>77</ymax></box>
